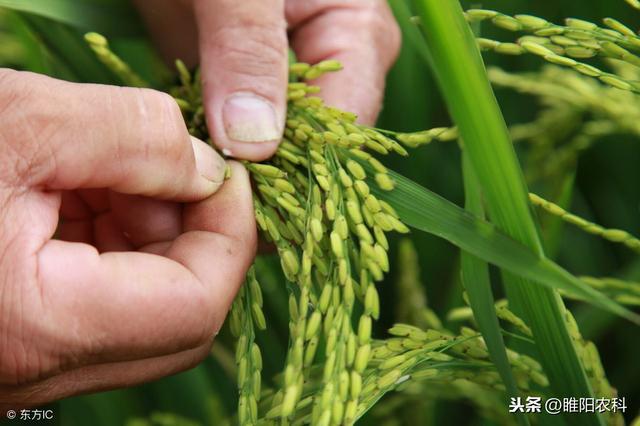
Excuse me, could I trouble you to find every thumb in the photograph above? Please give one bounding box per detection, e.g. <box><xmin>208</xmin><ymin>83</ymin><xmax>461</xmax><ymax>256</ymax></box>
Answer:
<box><xmin>194</xmin><ymin>0</ymin><xmax>288</xmax><ymax>161</ymax></box>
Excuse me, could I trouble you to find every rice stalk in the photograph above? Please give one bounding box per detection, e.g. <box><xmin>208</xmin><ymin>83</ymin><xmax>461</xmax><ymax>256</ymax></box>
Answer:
<box><xmin>84</xmin><ymin>31</ymin><xmax>148</xmax><ymax>87</ymax></box>
<box><xmin>529</xmin><ymin>193</ymin><xmax>640</xmax><ymax>253</ymax></box>
<box><xmin>467</xmin><ymin>9</ymin><xmax>640</xmax><ymax>93</ymax></box>
<box><xmin>394</xmin><ymin>239</ymin><xmax>442</xmax><ymax>330</ymax></box>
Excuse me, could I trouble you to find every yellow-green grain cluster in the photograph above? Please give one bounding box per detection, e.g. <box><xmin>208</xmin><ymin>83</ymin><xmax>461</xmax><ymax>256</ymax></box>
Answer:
<box><xmin>485</xmin><ymin>62</ymin><xmax>640</xmax><ymax>187</ymax></box>
<box><xmin>563</xmin><ymin>310</ymin><xmax>624</xmax><ymax>425</ymax></box>
<box><xmin>83</xmin><ymin>30</ymin><xmax>634</xmax><ymax>426</ymax></box>
<box><xmin>467</xmin><ymin>9</ymin><xmax>640</xmax><ymax>93</ymax></box>
<box><xmin>529</xmin><ymin>192</ymin><xmax>640</xmax><ymax>252</ymax></box>
<box><xmin>84</xmin><ymin>32</ymin><xmax>148</xmax><ymax>87</ymax></box>
<box><xmin>571</xmin><ymin>276</ymin><xmax>640</xmax><ymax>306</ymax></box>
<box><xmin>228</xmin><ymin>267</ymin><xmax>265</xmax><ymax>425</ymax></box>
<box><xmin>172</xmin><ymin>60</ymin><xmax>423</xmax><ymax>426</ymax></box>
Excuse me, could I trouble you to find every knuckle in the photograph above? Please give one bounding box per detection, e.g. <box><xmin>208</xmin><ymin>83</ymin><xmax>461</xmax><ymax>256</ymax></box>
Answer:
<box><xmin>150</xmin><ymin>89</ymin><xmax>185</xmax><ymax>125</ymax></box>
<box><xmin>356</xmin><ymin>2</ymin><xmax>402</xmax><ymax>67</ymax></box>
<box><xmin>210</xmin><ymin>20</ymin><xmax>288</xmax><ymax>80</ymax></box>
<box><xmin>134</xmin><ymin>88</ymin><xmax>190</xmax><ymax>163</ymax></box>
<box><xmin>0</xmin><ymin>71</ymin><xmax>48</xmax><ymax>187</ymax></box>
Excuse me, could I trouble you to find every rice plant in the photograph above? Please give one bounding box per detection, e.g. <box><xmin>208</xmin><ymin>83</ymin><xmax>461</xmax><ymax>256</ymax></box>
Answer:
<box><xmin>1</xmin><ymin>0</ymin><xmax>639</xmax><ymax>425</ymax></box>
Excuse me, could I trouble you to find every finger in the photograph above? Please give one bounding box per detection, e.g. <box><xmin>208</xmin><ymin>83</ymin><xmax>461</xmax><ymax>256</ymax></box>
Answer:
<box><xmin>76</xmin><ymin>189</ymin><xmax>110</xmax><ymax>214</ymax></box>
<box><xmin>36</xmin><ymin>242</ymin><xmax>217</xmax><ymax>367</ymax></box>
<box><xmin>58</xmin><ymin>192</ymin><xmax>93</xmax><ymax>244</ymax></box>
<box><xmin>2</xmin><ymin>70</ymin><xmax>225</xmax><ymax>201</ymax></box>
<box><xmin>288</xmin><ymin>1</ymin><xmax>401</xmax><ymax>125</ymax></box>
<box><xmin>182</xmin><ymin>162</ymin><xmax>255</xmax><ymax>241</ymax></box>
<box><xmin>57</xmin><ymin>219</ymin><xmax>93</xmax><ymax>245</ymax></box>
<box><xmin>59</xmin><ymin>191</ymin><xmax>136</xmax><ymax>252</ymax></box>
<box><xmin>92</xmin><ymin>212</ymin><xmax>135</xmax><ymax>252</ymax></box>
<box><xmin>171</xmin><ymin>161</ymin><xmax>257</xmax><ymax>312</ymax></box>
<box><xmin>0</xmin><ymin>342</ymin><xmax>212</xmax><ymax>409</ymax></box>
<box><xmin>34</xmin><ymin>163</ymin><xmax>255</xmax><ymax>370</ymax></box>
<box><xmin>109</xmin><ymin>192</ymin><xmax>182</xmax><ymax>249</ymax></box>
<box><xmin>194</xmin><ymin>0</ymin><xmax>288</xmax><ymax>161</ymax></box>
<box><xmin>59</xmin><ymin>191</ymin><xmax>92</xmax><ymax>220</ymax></box>
<box><xmin>132</xmin><ymin>0</ymin><xmax>199</xmax><ymax>68</ymax></box>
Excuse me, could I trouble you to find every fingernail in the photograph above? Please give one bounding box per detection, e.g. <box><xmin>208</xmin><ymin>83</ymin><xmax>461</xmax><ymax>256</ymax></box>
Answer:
<box><xmin>191</xmin><ymin>136</ymin><xmax>226</xmax><ymax>183</ymax></box>
<box><xmin>223</xmin><ymin>92</ymin><xmax>281</xmax><ymax>143</ymax></box>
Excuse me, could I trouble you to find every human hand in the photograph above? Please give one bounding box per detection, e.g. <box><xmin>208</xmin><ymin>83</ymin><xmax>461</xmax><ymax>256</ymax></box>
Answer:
<box><xmin>0</xmin><ymin>69</ymin><xmax>256</xmax><ymax>408</ymax></box>
<box><xmin>135</xmin><ymin>0</ymin><xmax>401</xmax><ymax>161</ymax></box>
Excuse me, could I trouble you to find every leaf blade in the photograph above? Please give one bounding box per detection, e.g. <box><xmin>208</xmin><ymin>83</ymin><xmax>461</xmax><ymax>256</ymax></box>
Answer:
<box><xmin>0</xmin><ymin>0</ymin><xmax>141</xmax><ymax>36</ymax></box>
<box><xmin>371</xmin><ymin>169</ymin><xmax>639</xmax><ymax>325</ymax></box>
<box><xmin>410</xmin><ymin>1</ymin><xmax>608</xmax><ymax>424</ymax></box>
<box><xmin>461</xmin><ymin>153</ymin><xmax>529</xmax><ymax>426</ymax></box>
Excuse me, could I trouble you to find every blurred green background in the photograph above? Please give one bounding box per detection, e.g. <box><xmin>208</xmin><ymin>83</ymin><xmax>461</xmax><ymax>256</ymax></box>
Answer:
<box><xmin>0</xmin><ymin>0</ymin><xmax>639</xmax><ymax>425</ymax></box>
<box><xmin>380</xmin><ymin>1</ymin><xmax>640</xmax><ymax>423</ymax></box>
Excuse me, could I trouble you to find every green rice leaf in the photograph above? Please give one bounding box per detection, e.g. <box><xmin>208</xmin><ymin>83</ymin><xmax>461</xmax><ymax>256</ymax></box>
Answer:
<box><xmin>372</xmin><ymin>169</ymin><xmax>640</xmax><ymax>325</ymax></box>
<box><xmin>410</xmin><ymin>1</ymin><xmax>612</xmax><ymax>424</ymax></box>
<box><xmin>20</xmin><ymin>14</ymin><xmax>118</xmax><ymax>84</ymax></box>
<box><xmin>460</xmin><ymin>153</ymin><xmax>529</xmax><ymax>426</ymax></box>
<box><xmin>0</xmin><ymin>0</ymin><xmax>142</xmax><ymax>36</ymax></box>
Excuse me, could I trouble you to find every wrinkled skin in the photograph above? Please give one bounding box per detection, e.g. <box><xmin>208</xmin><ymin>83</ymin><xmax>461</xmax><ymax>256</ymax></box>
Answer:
<box><xmin>135</xmin><ymin>0</ymin><xmax>401</xmax><ymax>160</ymax></box>
<box><xmin>0</xmin><ymin>70</ymin><xmax>255</xmax><ymax>409</ymax></box>
<box><xmin>0</xmin><ymin>0</ymin><xmax>400</xmax><ymax>409</ymax></box>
